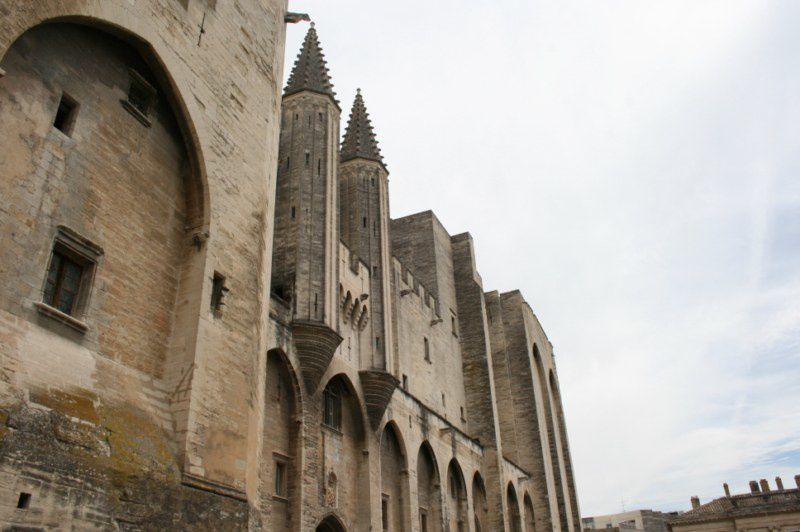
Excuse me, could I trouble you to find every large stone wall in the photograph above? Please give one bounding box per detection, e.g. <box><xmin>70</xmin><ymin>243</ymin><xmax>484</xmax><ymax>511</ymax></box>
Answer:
<box><xmin>0</xmin><ymin>2</ymin><xmax>581</xmax><ymax>530</ymax></box>
<box><xmin>0</xmin><ymin>0</ymin><xmax>287</xmax><ymax>528</ymax></box>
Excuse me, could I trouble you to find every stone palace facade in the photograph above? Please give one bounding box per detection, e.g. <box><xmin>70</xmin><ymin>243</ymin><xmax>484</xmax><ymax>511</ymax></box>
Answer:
<box><xmin>0</xmin><ymin>1</ymin><xmax>580</xmax><ymax>530</ymax></box>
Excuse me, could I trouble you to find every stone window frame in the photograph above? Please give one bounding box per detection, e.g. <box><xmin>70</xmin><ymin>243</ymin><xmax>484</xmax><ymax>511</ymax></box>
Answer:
<box><xmin>272</xmin><ymin>452</ymin><xmax>290</xmax><ymax>501</ymax></box>
<box><xmin>35</xmin><ymin>225</ymin><xmax>103</xmax><ymax>334</ymax></box>
<box><xmin>120</xmin><ymin>68</ymin><xmax>156</xmax><ymax>128</ymax></box>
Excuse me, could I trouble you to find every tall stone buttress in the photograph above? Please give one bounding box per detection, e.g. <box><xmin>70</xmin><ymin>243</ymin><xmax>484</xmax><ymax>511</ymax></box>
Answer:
<box><xmin>271</xmin><ymin>23</ymin><xmax>342</xmax><ymax>391</ymax></box>
<box><xmin>339</xmin><ymin>90</ymin><xmax>395</xmax><ymax>373</ymax></box>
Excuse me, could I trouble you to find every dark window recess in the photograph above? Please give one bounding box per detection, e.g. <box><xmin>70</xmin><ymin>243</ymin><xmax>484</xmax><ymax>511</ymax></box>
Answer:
<box><xmin>291</xmin><ymin>206</ymin><xmax>296</xmax><ymax>219</ymax></box>
<box><xmin>317</xmin><ymin>159</ymin><xmax>321</xmax><ymax>176</ymax></box>
<box><xmin>53</xmin><ymin>93</ymin><xmax>78</xmax><ymax>136</ymax></box>
<box><xmin>375</xmin><ymin>336</ymin><xmax>381</xmax><ymax>349</ymax></box>
<box><xmin>322</xmin><ymin>384</ymin><xmax>342</xmax><ymax>430</ymax></box>
<box><xmin>44</xmin><ymin>250</ymin><xmax>84</xmax><ymax>316</ymax></box>
<box><xmin>452</xmin><ymin>315</ymin><xmax>458</xmax><ymax>336</ymax></box>
<box><xmin>382</xmin><ymin>496</ymin><xmax>390</xmax><ymax>531</ymax></box>
<box><xmin>318</xmin><ymin>112</ymin><xmax>323</xmax><ymax>120</ymax></box>
<box><xmin>305</xmin><ymin>153</ymin><xmax>310</xmax><ymax>166</ymax></box>
<box><xmin>313</xmin><ymin>292</ymin><xmax>318</xmax><ymax>315</ymax></box>
<box><xmin>372</xmin><ymin>266</ymin><xmax>378</xmax><ymax>276</ymax></box>
<box><xmin>420</xmin><ymin>510</ymin><xmax>428</xmax><ymax>532</ymax></box>
<box><xmin>286</xmin><ymin>157</ymin><xmax>290</xmax><ymax>169</ymax></box>
<box><xmin>17</xmin><ymin>492</ymin><xmax>31</xmax><ymax>510</ymax></box>
<box><xmin>441</xmin><ymin>393</ymin><xmax>446</xmax><ymax>407</ymax></box>
<box><xmin>371</xmin><ymin>177</ymin><xmax>375</xmax><ymax>187</ymax></box>
<box><xmin>121</xmin><ymin>69</ymin><xmax>156</xmax><ymax>126</ymax></box>
<box><xmin>424</xmin><ymin>337</ymin><xmax>430</xmax><ymax>362</ymax></box>
<box><xmin>460</xmin><ymin>406</ymin><xmax>466</xmax><ymax>421</ymax></box>
<box><xmin>210</xmin><ymin>272</ymin><xmax>228</xmax><ymax>316</ymax></box>
<box><xmin>274</xmin><ymin>461</ymin><xmax>286</xmax><ymax>496</ymax></box>
<box><xmin>402</xmin><ymin>374</ymin><xmax>408</xmax><ymax>389</ymax></box>
<box><xmin>362</xmin><ymin>216</ymin><xmax>367</xmax><ymax>228</ymax></box>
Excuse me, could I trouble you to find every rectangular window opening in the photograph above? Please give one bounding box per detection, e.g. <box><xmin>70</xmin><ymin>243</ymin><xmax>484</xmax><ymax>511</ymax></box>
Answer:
<box><xmin>420</xmin><ymin>509</ymin><xmax>428</xmax><ymax>532</ymax></box>
<box><xmin>121</xmin><ymin>69</ymin><xmax>156</xmax><ymax>127</ymax></box>
<box><xmin>53</xmin><ymin>93</ymin><xmax>78</xmax><ymax>136</ymax></box>
<box><xmin>274</xmin><ymin>460</ymin><xmax>286</xmax><ymax>497</ymax></box>
<box><xmin>40</xmin><ymin>227</ymin><xmax>102</xmax><ymax>323</ymax></box>
<box><xmin>323</xmin><ymin>385</ymin><xmax>342</xmax><ymax>430</ymax></box>
<box><xmin>317</xmin><ymin>159</ymin><xmax>321</xmax><ymax>176</ymax></box>
<box><xmin>460</xmin><ymin>406</ymin><xmax>466</xmax><ymax>422</ymax></box>
<box><xmin>382</xmin><ymin>496</ymin><xmax>390</xmax><ymax>532</ymax></box>
<box><xmin>362</xmin><ymin>216</ymin><xmax>367</xmax><ymax>228</ymax></box>
<box><xmin>17</xmin><ymin>492</ymin><xmax>31</xmax><ymax>510</ymax></box>
<box><xmin>375</xmin><ymin>336</ymin><xmax>381</xmax><ymax>349</ymax></box>
<box><xmin>305</xmin><ymin>152</ymin><xmax>310</xmax><ymax>166</ymax></box>
<box><xmin>402</xmin><ymin>374</ymin><xmax>408</xmax><ymax>390</ymax></box>
<box><xmin>210</xmin><ymin>272</ymin><xmax>228</xmax><ymax>317</ymax></box>
<box><xmin>291</xmin><ymin>206</ymin><xmax>296</xmax><ymax>219</ymax></box>
<box><xmin>424</xmin><ymin>337</ymin><xmax>430</xmax><ymax>362</ymax></box>
<box><xmin>442</xmin><ymin>393</ymin><xmax>446</xmax><ymax>407</ymax></box>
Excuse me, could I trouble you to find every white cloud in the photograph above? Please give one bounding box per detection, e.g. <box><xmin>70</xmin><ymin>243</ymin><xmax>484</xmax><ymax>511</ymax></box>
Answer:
<box><xmin>285</xmin><ymin>0</ymin><xmax>800</xmax><ymax>516</ymax></box>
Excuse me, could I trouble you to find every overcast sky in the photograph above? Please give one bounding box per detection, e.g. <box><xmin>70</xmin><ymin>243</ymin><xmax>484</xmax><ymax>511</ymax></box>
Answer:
<box><xmin>283</xmin><ymin>0</ymin><xmax>800</xmax><ymax>516</ymax></box>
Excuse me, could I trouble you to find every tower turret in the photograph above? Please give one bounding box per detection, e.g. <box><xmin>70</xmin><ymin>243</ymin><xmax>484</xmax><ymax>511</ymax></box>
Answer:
<box><xmin>271</xmin><ymin>24</ymin><xmax>342</xmax><ymax>390</ymax></box>
<box><xmin>339</xmin><ymin>90</ymin><xmax>394</xmax><ymax>371</ymax></box>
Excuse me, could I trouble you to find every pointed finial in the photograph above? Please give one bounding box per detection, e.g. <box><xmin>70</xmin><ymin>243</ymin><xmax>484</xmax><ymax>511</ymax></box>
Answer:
<box><xmin>341</xmin><ymin>89</ymin><xmax>384</xmax><ymax>167</ymax></box>
<box><xmin>310</xmin><ymin>21</ymin><xmax>315</xmax><ymax>28</ymax></box>
<box><xmin>283</xmin><ymin>22</ymin><xmax>337</xmax><ymax>103</ymax></box>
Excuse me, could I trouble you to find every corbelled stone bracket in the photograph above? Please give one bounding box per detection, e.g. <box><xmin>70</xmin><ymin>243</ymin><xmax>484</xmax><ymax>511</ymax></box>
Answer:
<box><xmin>359</xmin><ymin>369</ymin><xmax>400</xmax><ymax>430</ymax></box>
<box><xmin>291</xmin><ymin>320</ymin><xmax>343</xmax><ymax>393</ymax></box>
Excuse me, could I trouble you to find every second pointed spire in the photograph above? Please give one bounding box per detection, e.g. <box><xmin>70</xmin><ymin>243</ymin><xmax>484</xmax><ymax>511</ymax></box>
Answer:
<box><xmin>341</xmin><ymin>89</ymin><xmax>384</xmax><ymax>166</ymax></box>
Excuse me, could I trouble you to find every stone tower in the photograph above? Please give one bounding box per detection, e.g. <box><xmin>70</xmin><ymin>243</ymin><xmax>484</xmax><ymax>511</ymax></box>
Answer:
<box><xmin>271</xmin><ymin>23</ymin><xmax>342</xmax><ymax>390</ymax></box>
<box><xmin>339</xmin><ymin>90</ymin><xmax>395</xmax><ymax>371</ymax></box>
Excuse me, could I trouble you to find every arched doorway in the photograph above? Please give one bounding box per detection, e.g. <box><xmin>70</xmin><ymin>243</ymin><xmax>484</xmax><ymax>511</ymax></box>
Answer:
<box><xmin>446</xmin><ymin>459</ymin><xmax>467</xmax><ymax>531</ymax></box>
<box><xmin>319</xmin><ymin>374</ymin><xmax>368</xmax><ymax>529</ymax></box>
<box><xmin>263</xmin><ymin>349</ymin><xmax>301</xmax><ymax>530</ymax></box>
<box><xmin>524</xmin><ymin>493</ymin><xmax>536</xmax><ymax>532</ymax></box>
<box><xmin>507</xmin><ymin>483</ymin><xmax>522</xmax><ymax>532</ymax></box>
<box><xmin>416</xmin><ymin>442</ymin><xmax>442</xmax><ymax>532</ymax></box>
<box><xmin>472</xmin><ymin>473</ymin><xmax>488</xmax><ymax>532</ymax></box>
<box><xmin>381</xmin><ymin>422</ymin><xmax>408</xmax><ymax>531</ymax></box>
<box><xmin>316</xmin><ymin>514</ymin><xmax>347</xmax><ymax>532</ymax></box>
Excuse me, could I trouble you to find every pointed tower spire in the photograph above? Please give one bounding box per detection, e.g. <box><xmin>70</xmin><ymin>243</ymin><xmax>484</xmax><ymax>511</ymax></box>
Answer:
<box><xmin>284</xmin><ymin>23</ymin><xmax>337</xmax><ymax>103</ymax></box>
<box><xmin>341</xmin><ymin>89</ymin><xmax>384</xmax><ymax>166</ymax></box>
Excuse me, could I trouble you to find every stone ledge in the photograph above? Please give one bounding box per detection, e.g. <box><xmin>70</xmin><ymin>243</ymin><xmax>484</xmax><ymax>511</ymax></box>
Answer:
<box><xmin>181</xmin><ymin>472</ymin><xmax>247</xmax><ymax>502</ymax></box>
<box><xmin>34</xmin><ymin>302</ymin><xmax>88</xmax><ymax>333</ymax></box>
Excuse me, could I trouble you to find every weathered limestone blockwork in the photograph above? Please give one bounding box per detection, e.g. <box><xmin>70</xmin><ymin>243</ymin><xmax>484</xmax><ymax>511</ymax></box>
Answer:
<box><xmin>1</xmin><ymin>4</ymin><xmax>581</xmax><ymax>530</ymax></box>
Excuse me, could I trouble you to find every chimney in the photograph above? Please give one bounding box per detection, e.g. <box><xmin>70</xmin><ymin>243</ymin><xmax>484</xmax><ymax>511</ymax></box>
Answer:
<box><xmin>690</xmin><ymin>496</ymin><xmax>700</xmax><ymax>509</ymax></box>
<box><xmin>749</xmin><ymin>481</ymin><xmax>760</xmax><ymax>493</ymax></box>
<box><xmin>759</xmin><ymin>479</ymin><xmax>770</xmax><ymax>493</ymax></box>
<box><xmin>775</xmin><ymin>477</ymin><xmax>784</xmax><ymax>491</ymax></box>
<box><xmin>723</xmin><ymin>483</ymin><xmax>731</xmax><ymax>497</ymax></box>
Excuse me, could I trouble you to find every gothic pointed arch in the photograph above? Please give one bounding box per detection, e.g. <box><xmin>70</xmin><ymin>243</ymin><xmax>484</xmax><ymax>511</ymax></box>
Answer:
<box><xmin>319</xmin><ymin>373</ymin><xmax>369</xmax><ymax>529</ymax></box>
<box><xmin>0</xmin><ymin>18</ymin><xmax>210</xmax><ymax>458</ymax></box>
<box><xmin>316</xmin><ymin>513</ymin><xmax>348</xmax><ymax>532</ymax></box>
<box><xmin>524</xmin><ymin>492</ymin><xmax>536</xmax><ymax>532</ymax></box>
<box><xmin>549</xmin><ymin>369</ymin><xmax>579</xmax><ymax>529</ymax></box>
<box><xmin>416</xmin><ymin>442</ymin><xmax>443</xmax><ymax>532</ymax></box>
<box><xmin>446</xmin><ymin>459</ymin><xmax>467</xmax><ymax>532</ymax></box>
<box><xmin>263</xmin><ymin>348</ymin><xmax>302</xmax><ymax>530</ymax></box>
<box><xmin>381</xmin><ymin>421</ymin><xmax>409</xmax><ymax>531</ymax></box>
<box><xmin>507</xmin><ymin>483</ymin><xmax>522</xmax><ymax>532</ymax></box>
<box><xmin>533</xmin><ymin>346</ymin><xmax>567</xmax><ymax>529</ymax></box>
<box><xmin>472</xmin><ymin>473</ymin><xmax>489</xmax><ymax>532</ymax></box>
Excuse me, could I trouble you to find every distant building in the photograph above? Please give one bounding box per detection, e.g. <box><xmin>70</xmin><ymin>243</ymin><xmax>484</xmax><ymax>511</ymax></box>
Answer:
<box><xmin>582</xmin><ymin>509</ymin><xmax>677</xmax><ymax>531</ymax></box>
<box><xmin>669</xmin><ymin>475</ymin><xmax>800</xmax><ymax>531</ymax></box>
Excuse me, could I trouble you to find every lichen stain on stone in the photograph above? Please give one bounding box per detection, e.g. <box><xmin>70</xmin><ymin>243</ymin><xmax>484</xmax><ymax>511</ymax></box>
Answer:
<box><xmin>29</xmin><ymin>386</ymin><xmax>100</xmax><ymax>424</ymax></box>
<box><xmin>99</xmin><ymin>402</ymin><xmax>180</xmax><ymax>487</ymax></box>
